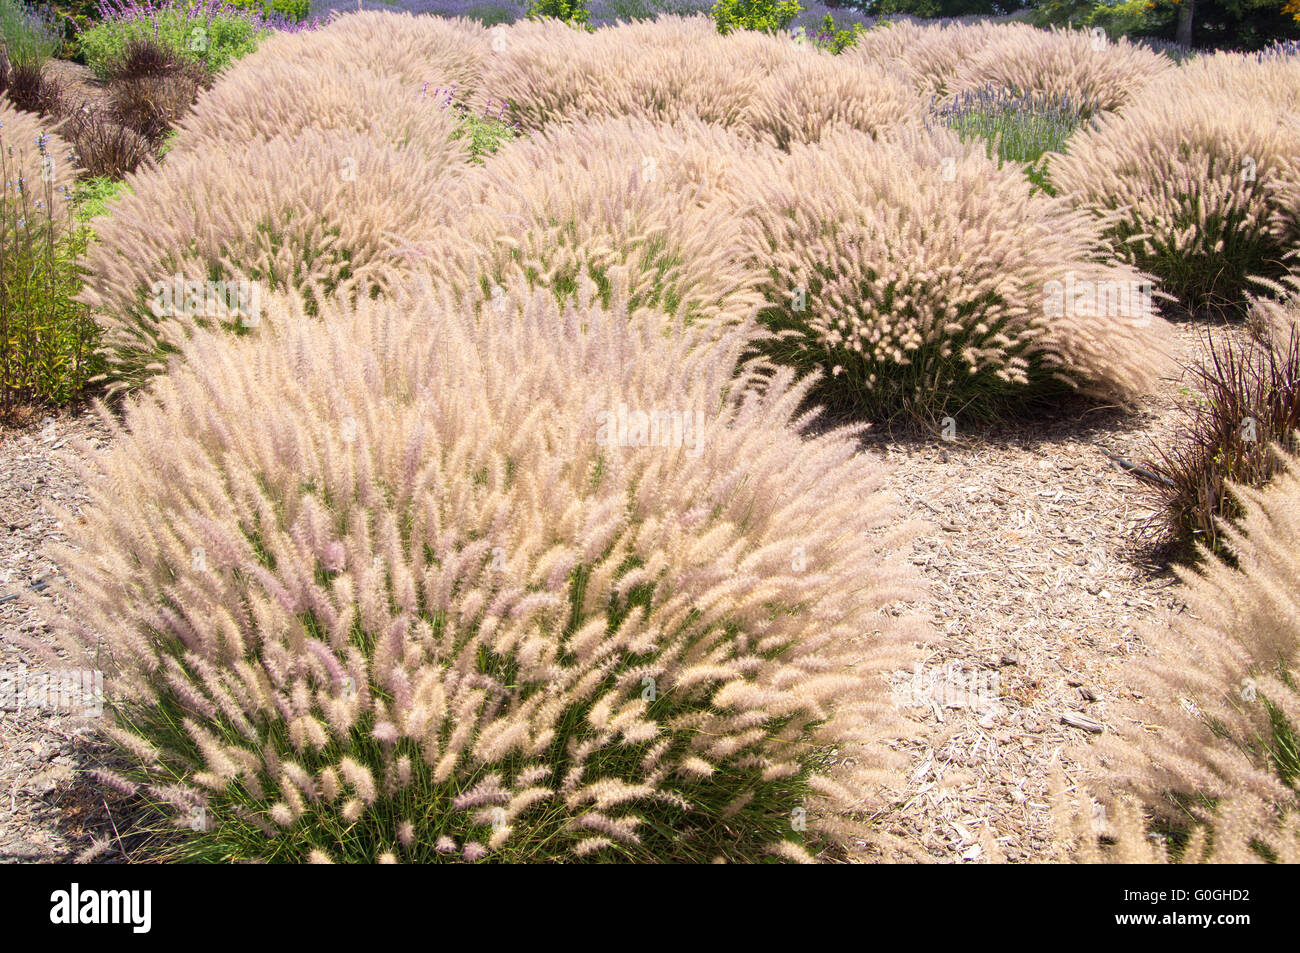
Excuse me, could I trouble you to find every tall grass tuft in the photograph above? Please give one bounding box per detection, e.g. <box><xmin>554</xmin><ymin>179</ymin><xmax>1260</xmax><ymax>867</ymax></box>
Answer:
<box><xmin>1052</xmin><ymin>52</ymin><xmax>1300</xmax><ymax>317</ymax></box>
<box><xmin>80</xmin><ymin>125</ymin><xmax>469</xmax><ymax>392</ymax></box>
<box><xmin>36</xmin><ymin>275</ymin><xmax>928</xmax><ymax>863</ymax></box>
<box><xmin>0</xmin><ymin>104</ymin><xmax>97</xmax><ymax>418</ymax></box>
<box><xmin>1148</xmin><ymin>297</ymin><xmax>1300</xmax><ymax>561</ymax></box>
<box><xmin>410</xmin><ymin>116</ymin><xmax>765</xmax><ymax>330</ymax></box>
<box><xmin>741</xmin><ymin>124</ymin><xmax>1174</xmax><ymax>426</ymax></box>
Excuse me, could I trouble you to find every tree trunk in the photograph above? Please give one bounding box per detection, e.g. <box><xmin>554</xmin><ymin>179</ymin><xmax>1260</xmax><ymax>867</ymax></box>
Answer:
<box><xmin>1175</xmin><ymin>0</ymin><xmax>1195</xmax><ymax>48</ymax></box>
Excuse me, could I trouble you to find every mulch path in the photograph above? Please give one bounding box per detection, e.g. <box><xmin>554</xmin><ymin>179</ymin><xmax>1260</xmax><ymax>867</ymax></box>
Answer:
<box><xmin>867</xmin><ymin>318</ymin><xmax>1245</xmax><ymax>862</ymax></box>
<box><xmin>0</xmin><ymin>407</ymin><xmax>135</xmax><ymax>863</ymax></box>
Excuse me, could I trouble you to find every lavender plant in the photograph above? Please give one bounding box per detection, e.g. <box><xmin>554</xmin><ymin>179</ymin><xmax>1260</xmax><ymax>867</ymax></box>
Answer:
<box><xmin>0</xmin><ymin>0</ymin><xmax>60</xmax><ymax>66</ymax></box>
<box><xmin>0</xmin><ymin>105</ymin><xmax>98</xmax><ymax>418</ymax></box>
<box><xmin>76</xmin><ymin>0</ymin><xmax>326</xmax><ymax>80</ymax></box>
<box><xmin>930</xmin><ymin>86</ymin><xmax>1095</xmax><ymax>194</ymax></box>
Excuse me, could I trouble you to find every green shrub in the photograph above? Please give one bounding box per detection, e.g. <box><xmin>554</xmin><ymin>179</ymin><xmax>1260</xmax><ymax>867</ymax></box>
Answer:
<box><xmin>224</xmin><ymin>0</ymin><xmax>309</xmax><ymax>21</ymax></box>
<box><xmin>526</xmin><ymin>0</ymin><xmax>591</xmax><ymax>27</ymax></box>
<box><xmin>77</xmin><ymin>1</ymin><xmax>272</xmax><ymax>81</ymax></box>
<box><xmin>817</xmin><ymin>13</ymin><xmax>865</xmax><ymax>53</ymax></box>
<box><xmin>72</xmin><ymin>174</ymin><xmax>129</xmax><ymax>222</ymax></box>
<box><xmin>711</xmin><ymin>0</ymin><xmax>801</xmax><ymax>36</ymax></box>
<box><xmin>0</xmin><ymin>116</ymin><xmax>98</xmax><ymax>418</ymax></box>
<box><xmin>1033</xmin><ymin>0</ymin><xmax>1300</xmax><ymax>51</ymax></box>
<box><xmin>792</xmin><ymin>13</ymin><xmax>865</xmax><ymax>53</ymax></box>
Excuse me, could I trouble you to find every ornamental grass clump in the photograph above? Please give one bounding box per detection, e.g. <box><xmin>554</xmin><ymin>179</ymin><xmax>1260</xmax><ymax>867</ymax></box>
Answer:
<box><xmin>480</xmin><ymin>15</ymin><xmax>792</xmax><ymax>133</ymax></box>
<box><xmin>240</xmin><ymin>11</ymin><xmax>491</xmax><ymax>94</ymax></box>
<box><xmin>412</xmin><ymin>116</ymin><xmax>766</xmax><ymax>328</ymax></box>
<box><xmin>480</xmin><ymin>14</ymin><xmax>921</xmax><ymax>148</ymax></box>
<box><xmin>1057</xmin><ymin>448</ymin><xmax>1300</xmax><ymax>863</ymax></box>
<box><xmin>105</xmin><ymin>36</ymin><xmax>210</xmax><ymax>145</ymax></box>
<box><xmin>166</xmin><ymin>30</ymin><xmax>471</xmax><ymax>160</ymax></box>
<box><xmin>847</xmin><ymin>18</ymin><xmax>999</xmax><ymax>97</ymax></box>
<box><xmin>739</xmin><ymin>47</ymin><xmax>923</xmax><ymax>152</ymax></box>
<box><xmin>741</xmin><ymin>125</ymin><xmax>1175</xmax><ymax>425</ymax></box>
<box><xmin>1147</xmin><ymin>292</ymin><xmax>1300</xmax><ymax>560</ymax></box>
<box><xmin>39</xmin><ymin>275</ymin><xmax>927</xmax><ymax>863</ymax></box>
<box><xmin>80</xmin><ymin>127</ymin><xmax>469</xmax><ymax>391</ymax></box>
<box><xmin>1051</xmin><ymin>52</ymin><xmax>1300</xmax><ymax>317</ymax></box>
<box><xmin>943</xmin><ymin>24</ymin><xmax>1172</xmax><ymax>118</ymax></box>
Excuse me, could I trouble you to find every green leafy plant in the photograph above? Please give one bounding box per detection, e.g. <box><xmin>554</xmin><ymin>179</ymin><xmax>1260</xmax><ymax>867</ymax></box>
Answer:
<box><xmin>424</xmin><ymin>83</ymin><xmax>521</xmax><ymax>163</ymax></box>
<box><xmin>77</xmin><ymin>0</ymin><xmax>281</xmax><ymax>81</ymax></box>
<box><xmin>711</xmin><ymin>0</ymin><xmax>800</xmax><ymax>36</ymax></box>
<box><xmin>72</xmin><ymin>174</ymin><xmax>129</xmax><ymax>221</ymax></box>
<box><xmin>526</xmin><ymin>0</ymin><xmax>591</xmax><ymax>28</ymax></box>
<box><xmin>793</xmin><ymin>13</ymin><xmax>866</xmax><ymax>53</ymax></box>
<box><xmin>0</xmin><ymin>123</ymin><xmax>99</xmax><ymax>418</ymax></box>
